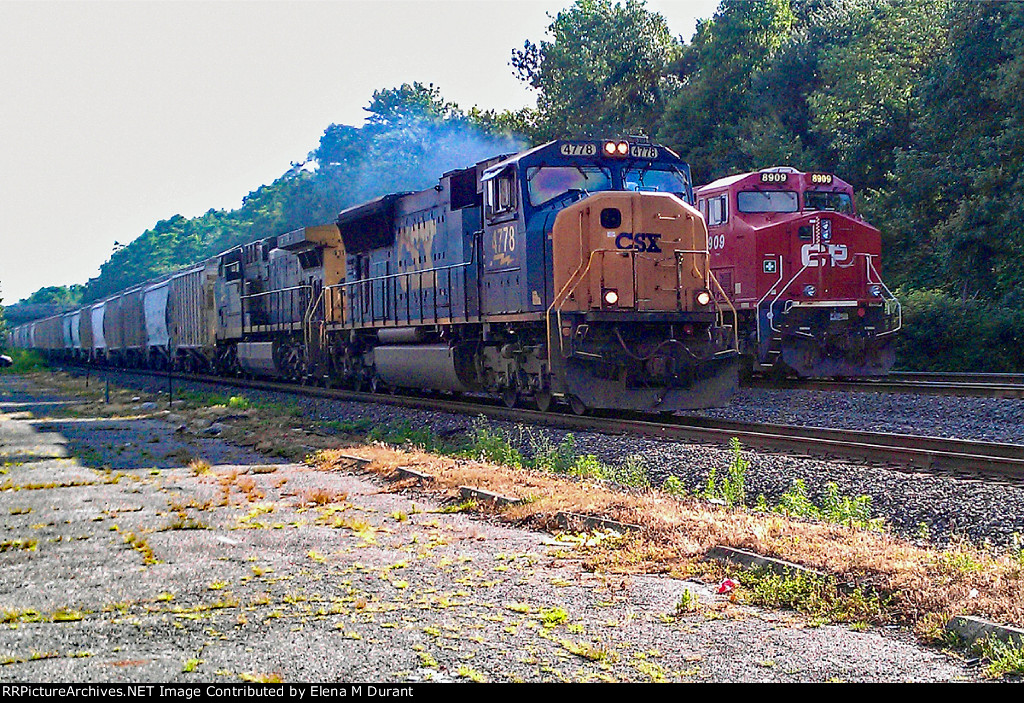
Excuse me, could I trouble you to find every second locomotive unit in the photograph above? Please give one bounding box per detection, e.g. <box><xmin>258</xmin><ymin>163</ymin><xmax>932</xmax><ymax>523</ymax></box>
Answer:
<box><xmin>696</xmin><ymin>167</ymin><xmax>900</xmax><ymax>378</ymax></box>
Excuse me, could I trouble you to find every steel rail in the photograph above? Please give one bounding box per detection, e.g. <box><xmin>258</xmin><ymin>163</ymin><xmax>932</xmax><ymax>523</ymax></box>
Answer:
<box><xmin>745</xmin><ymin>376</ymin><xmax>1024</xmax><ymax>399</ymax></box>
<box><xmin>56</xmin><ymin>364</ymin><xmax>1024</xmax><ymax>482</ymax></box>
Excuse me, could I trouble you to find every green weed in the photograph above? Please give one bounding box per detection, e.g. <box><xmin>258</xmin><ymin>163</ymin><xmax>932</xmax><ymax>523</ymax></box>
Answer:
<box><xmin>738</xmin><ymin>567</ymin><xmax>887</xmax><ymax>624</ymax></box>
<box><xmin>974</xmin><ymin>636</ymin><xmax>1024</xmax><ymax>678</ymax></box>
<box><xmin>227</xmin><ymin>396</ymin><xmax>251</xmax><ymax>411</ymax></box>
<box><xmin>774</xmin><ymin>479</ymin><xmax>883</xmax><ymax>530</ymax></box>
<box><xmin>703</xmin><ymin>437</ymin><xmax>747</xmax><ymax>507</ymax></box>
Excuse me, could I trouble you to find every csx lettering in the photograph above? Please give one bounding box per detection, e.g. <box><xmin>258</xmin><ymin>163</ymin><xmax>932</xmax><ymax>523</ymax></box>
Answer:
<box><xmin>614</xmin><ymin>232</ymin><xmax>662</xmax><ymax>253</ymax></box>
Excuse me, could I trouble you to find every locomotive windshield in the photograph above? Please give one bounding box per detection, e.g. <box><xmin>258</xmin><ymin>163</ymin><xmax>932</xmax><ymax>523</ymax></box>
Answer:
<box><xmin>526</xmin><ymin>165</ymin><xmax>613</xmax><ymax>206</ymax></box>
<box><xmin>803</xmin><ymin>191</ymin><xmax>853</xmax><ymax>214</ymax></box>
<box><xmin>737</xmin><ymin>190</ymin><xmax>798</xmax><ymax>213</ymax></box>
<box><xmin>624</xmin><ymin>166</ymin><xmax>688</xmax><ymax>195</ymax></box>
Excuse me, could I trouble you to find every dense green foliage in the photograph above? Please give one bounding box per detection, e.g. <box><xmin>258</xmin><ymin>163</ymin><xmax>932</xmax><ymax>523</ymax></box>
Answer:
<box><xmin>17</xmin><ymin>1</ymin><xmax>1024</xmax><ymax>370</ymax></box>
<box><xmin>511</xmin><ymin>0</ymin><xmax>681</xmax><ymax>140</ymax></box>
<box><xmin>0</xmin><ymin>349</ymin><xmax>47</xmax><ymax>374</ymax></box>
<box><xmin>892</xmin><ymin>290</ymin><xmax>1024</xmax><ymax>372</ymax></box>
<box><xmin>16</xmin><ymin>285</ymin><xmax>84</xmax><ymax>307</ymax></box>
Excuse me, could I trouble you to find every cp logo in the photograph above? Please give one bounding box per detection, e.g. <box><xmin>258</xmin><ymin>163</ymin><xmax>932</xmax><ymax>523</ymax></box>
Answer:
<box><xmin>801</xmin><ymin>243</ymin><xmax>849</xmax><ymax>267</ymax></box>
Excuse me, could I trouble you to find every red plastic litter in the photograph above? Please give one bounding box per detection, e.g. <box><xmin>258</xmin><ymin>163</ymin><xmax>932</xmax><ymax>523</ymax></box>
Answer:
<box><xmin>716</xmin><ymin>579</ymin><xmax>738</xmax><ymax>594</ymax></box>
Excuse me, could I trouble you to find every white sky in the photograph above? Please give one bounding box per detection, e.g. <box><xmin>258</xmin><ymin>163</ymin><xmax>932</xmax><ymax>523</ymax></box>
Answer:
<box><xmin>0</xmin><ymin>0</ymin><xmax>719</xmax><ymax>304</ymax></box>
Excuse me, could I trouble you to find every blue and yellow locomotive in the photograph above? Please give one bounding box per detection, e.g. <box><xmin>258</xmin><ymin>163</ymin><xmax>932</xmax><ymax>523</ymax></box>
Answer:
<box><xmin>12</xmin><ymin>139</ymin><xmax>739</xmax><ymax>414</ymax></box>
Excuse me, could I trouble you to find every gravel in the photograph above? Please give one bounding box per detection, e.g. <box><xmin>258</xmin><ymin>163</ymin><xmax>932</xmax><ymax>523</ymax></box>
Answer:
<box><xmin>0</xmin><ymin>374</ymin><xmax>987</xmax><ymax>683</ymax></box>
<box><xmin>0</xmin><ymin>376</ymin><xmax>983</xmax><ymax>683</ymax></box>
<box><xmin>685</xmin><ymin>387</ymin><xmax>1024</xmax><ymax>445</ymax></box>
<box><xmin>62</xmin><ymin>369</ymin><xmax>1024</xmax><ymax>549</ymax></box>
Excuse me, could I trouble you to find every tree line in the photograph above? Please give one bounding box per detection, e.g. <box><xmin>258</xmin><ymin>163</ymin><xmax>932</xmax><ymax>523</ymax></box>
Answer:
<box><xmin>14</xmin><ymin>0</ymin><xmax>1024</xmax><ymax>370</ymax></box>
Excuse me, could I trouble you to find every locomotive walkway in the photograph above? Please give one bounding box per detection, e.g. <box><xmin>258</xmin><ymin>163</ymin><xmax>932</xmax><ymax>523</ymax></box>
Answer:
<box><xmin>0</xmin><ymin>373</ymin><xmax>983</xmax><ymax>683</ymax></box>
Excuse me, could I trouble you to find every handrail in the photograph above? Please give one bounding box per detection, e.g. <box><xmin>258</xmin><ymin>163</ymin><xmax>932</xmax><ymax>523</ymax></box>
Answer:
<box><xmin>768</xmin><ymin>262</ymin><xmax>812</xmax><ymax>337</ymax></box>
<box><xmin>864</xmin><ymin>254</ymin><xmax>902</xmax><ymax>337</ymax></box>
<box><xmin>705</xmin><ymin>266</ymin><xmax>739</xmax><ymax>351</ymax></box>
<box><xmin>240</xmin><ymin>285</ymin><xmax>314</xmax><ymax>336</ymax></box>
<box><xmin>545</xmin><ymin>244</ymin><xmax>737</xmax><ymax>367</ymax></box>
<box><xmin>755</xmin><ymin>251</ymin><xmax>903</xmax><ymax>345</ymax></box>
<box><xmin>324</xmin><ymin>235</ymin><xmax>479</xmax><ymax>328</ymax></box>
<box><xmin>754</xmin><ymin>256</ymin><xmax>784</xmax><ymax>345</ymax></box>
<box><xmin>240</xmin><ymin>284</ymin><xmax>312</xmax><ymax>300</ymax></box>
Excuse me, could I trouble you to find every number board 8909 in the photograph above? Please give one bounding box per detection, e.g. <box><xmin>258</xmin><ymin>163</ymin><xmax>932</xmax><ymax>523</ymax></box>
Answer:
<box><xmin>760</xmin><ymin>172</ymin><xmax>788</xmax><ymax>184</ymax></box>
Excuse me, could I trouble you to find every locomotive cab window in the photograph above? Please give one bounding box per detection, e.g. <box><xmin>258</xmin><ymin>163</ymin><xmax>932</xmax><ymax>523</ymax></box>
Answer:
<box><xmin>707</xmin><ymin>194</ymin><xmax>728</xmax><ymax>226</ymax></box>
<box><xmin>803</xmin><ymin>191</ymin><xmax>853</xmax><ymax>214</ymax></box>
<box><xmin>297</xmin><ymin>248</ymin><xmax>323</xmax><ymax>270</ymax></box>
<box><xmin>737</xmin><ymin>190</ymin><xmax>798</xmax><ymax>214</ymax></box>
<box><xmin>623</xmin><ymin>167</ymin><xmax>688</xmax><ymax>196</ymax></box>
<box><xmin>526</xmin><ymin>165</ymin><xmax>612</xmax><ymax>206</ymax></box>
<box><xmin>222</xmin><ymin>261</ymin><xmax>241</xmax><ymax>281</ymax></box>
<box><xmin>486</xmin><ymin>169</ymin><xmax>518</xmax><ymax>220</ymax></box>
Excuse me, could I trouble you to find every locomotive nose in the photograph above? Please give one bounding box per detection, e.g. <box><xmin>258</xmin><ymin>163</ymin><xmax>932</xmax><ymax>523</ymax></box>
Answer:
<box><xmin>550</xmin><ymin>191</ymin><xmax>708</xmax><ymax>312</ymax></box>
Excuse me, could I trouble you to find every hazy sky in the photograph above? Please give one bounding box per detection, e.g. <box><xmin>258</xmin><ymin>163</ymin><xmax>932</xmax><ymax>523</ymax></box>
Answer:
<box><xmin>0</xmin><ymin>0</ymin><xmax>719</xmax><ymax>303</ymax></box>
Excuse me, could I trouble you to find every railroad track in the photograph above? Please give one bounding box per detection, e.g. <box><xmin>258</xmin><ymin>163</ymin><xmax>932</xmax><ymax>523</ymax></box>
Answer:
<box><xmin>746</xmin><ymin>372</ymin><xmax>1024</xmax><ymax>399</ymax></box>
<box><xmin>56</xmin><ymin>365</ymin><xmax>1024</xmax><ymax>483</ymax></box>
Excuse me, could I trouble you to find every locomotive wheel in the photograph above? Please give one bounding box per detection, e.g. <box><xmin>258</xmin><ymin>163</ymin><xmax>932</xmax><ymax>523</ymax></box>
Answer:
<box><xmin>501</xmin><ymin>388</ymin><xmax>518</xmax><ymax>409</ymax></box>
<box><xmin>534</xmin><ymin>391</ymin><xmax>553</xmax><ymax>413</ymax></box>
<box><xmin>567</xmin><ymin>395</ymin><xmax>587</xmax><ymax>416</ymax></box>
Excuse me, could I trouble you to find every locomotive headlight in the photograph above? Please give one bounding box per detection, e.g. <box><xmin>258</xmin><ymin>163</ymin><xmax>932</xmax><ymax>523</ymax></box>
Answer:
<box><xmin>603</xmin><ymin>141</ymin><xmax>630</xmax><ymax>157</ymax></box>
<box><xmin>695</xmin><ymin>289</ymin><xmax>712</xmax><ymax>306</ymax></box>
<box><xmin>803</xmin><ymin>284</ymin><xmax>817</xmax><ymax>297</ymax></box>
<box><xmin>869</xmin><ymin>285</ymin><xmax>882</xmax><ymax>297</ymax></box>
<box><xmin>603</xmin><ymin>289</ymin><xmax>619</xmax><ymax>307</ymax></box>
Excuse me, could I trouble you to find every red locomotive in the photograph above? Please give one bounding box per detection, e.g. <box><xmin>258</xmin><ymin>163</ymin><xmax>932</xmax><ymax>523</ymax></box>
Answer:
<box><xmin>695</xmin><ymin>167</ymin><xmax>900</xmax><ymax>378</ymax></box>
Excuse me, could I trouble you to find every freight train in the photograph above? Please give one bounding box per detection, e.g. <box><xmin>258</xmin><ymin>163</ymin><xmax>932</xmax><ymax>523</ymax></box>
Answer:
<box><xmin>10</xmin><ymin>138</ymin><xmax>740</xmax><ymax>414</ymax></box>
<box><xmin>695</xmin><ymin>167</ymin><xmax>900</xmax><ymax>378</ymax></box>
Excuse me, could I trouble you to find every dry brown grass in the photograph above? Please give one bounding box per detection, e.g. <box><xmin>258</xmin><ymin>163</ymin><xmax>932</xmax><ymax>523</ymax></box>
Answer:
<box><xmin>189</xmin><ymin>459</ymin><xmax>212</xmax><ymax>476</ymax></box>
<box><xmin>314</xmin><ymin>446</ymin><xmax>1024</xmax><ymax>632</ymax></box>
<box><xmin>300</xmin><ymin>487</ymin><xmax>348</xmax><ymax>507</ymax></box>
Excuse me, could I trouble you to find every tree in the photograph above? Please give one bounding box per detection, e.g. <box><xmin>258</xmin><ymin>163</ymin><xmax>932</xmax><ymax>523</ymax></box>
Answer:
<box><xmin>658</xmin><ymin>0</ymin><xmax>796</xmax><ymax>184</ymax></box>
<box><xmin>18</xmin><ymin>285</ymin><xmax>85</xmax><ymax>307</ymax></box>
<box><xmin>805</xmin><ymin>0</ymin><xmax>950</xmax><ymax>191</ymax></box>
<box><xmin>512</xmin><ymin>0</ymin><xmax>682</xmax><ymax>140</ymax></box>
<box><xmin>869</xmin><ymin>1</ymin><xmax>1023</xmax><ymax>301</ymax></box>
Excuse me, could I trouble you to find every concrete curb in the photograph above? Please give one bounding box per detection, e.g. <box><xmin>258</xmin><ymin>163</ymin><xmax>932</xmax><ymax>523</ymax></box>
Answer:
<box><xmin>706</xmin><ymin>546</ymin><xmax>826</xmax><ymax>578</ymax></box>
<box><xmin>459</xmin><ymin>486</ymin><xmax>522</xmax><ymax>507</ymax></box>
<box><xmin>945</xmin><ymin>615</ymin><xmax>1024</xmax><ymax>650</ymax></box>
<box><xmin>553</xmin><ymin>511</ymin><xmax>640</xmax><ymax>533</ymax></box>
<box><xmin>335</xmin><ymin>453</ymin><xmax>371</xmax><ymax>467</ymax></box>
<box><xmin>394</xmin><ymin>467</ymin><xmax>435</xmax><ymax>483</ymax></box>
